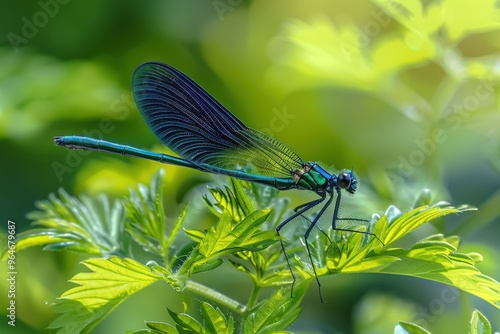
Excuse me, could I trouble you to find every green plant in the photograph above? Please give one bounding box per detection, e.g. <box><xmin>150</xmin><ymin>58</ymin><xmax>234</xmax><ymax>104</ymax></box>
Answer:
<box><xmin>396</xmin><ymin>309</ymin><xmax>495</xmax><ymax>334</ymax></box>
<box><xmin>12</xmin><ymin>169</ymin><xmax>500</xmax><ymax>333</ymax></box>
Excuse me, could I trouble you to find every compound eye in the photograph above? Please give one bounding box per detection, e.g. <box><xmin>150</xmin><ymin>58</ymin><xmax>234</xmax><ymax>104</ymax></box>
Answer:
<box><xmin>337</xmin><ymin>172</ymin><xmax>351</xmax><ymax>189</ymax></box>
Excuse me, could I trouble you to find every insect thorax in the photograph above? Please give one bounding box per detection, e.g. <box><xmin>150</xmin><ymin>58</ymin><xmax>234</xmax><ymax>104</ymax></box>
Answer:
<box><xmin>292</xmin><ymin>163</ymin><xmax>328</xmax><ymax>191</ymax></box>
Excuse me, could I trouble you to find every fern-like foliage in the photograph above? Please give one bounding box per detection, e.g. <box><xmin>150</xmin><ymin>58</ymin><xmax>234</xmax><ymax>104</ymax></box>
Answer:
<box><xmin>13</xmin><ymin>190</ymin><xmax>129</xmax><ymax>257</ymax></box>
<box><xmin>9</xmin><ymin>169</ymin><xmax>500</xmax><ymax>333</ymax></box>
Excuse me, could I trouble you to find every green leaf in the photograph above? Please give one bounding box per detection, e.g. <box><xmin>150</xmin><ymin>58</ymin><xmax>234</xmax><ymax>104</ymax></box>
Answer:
<box><xmin>230</xmin><ymin>178</ymin><xmax>255</xmax><ymax>216</ymax></box>
<box><xmin>372</xmin><ymin>0</ymin><xmax>444</xmax><ymax>35</ymax></box>
<box><xmin>48</xmin><ymin>257</ymin><xmax>160</xmax><ymax>333</ymax></box>
<box><xmin>201</xmin><ymin>302</ymin><xmax>234</xmax><ymax>334</ymax></box>
<box><xmin>167</xmin><ymin>308</ymin><xmax>204</xmax><ymax>333</ymax></box>
<box><xmin>184</xmin><ymin>228</ymin><xmax>206</xmax><ymax>243</ymax></box>
<box><xmin>190</xmin><ymin>259</ymin><xmax>224</xmax><ymax>275</ymax></box>
<box><xmin>302</xmin><ymin>204</ymin><xmax>500</xmax><ymax>310</ymax></box>
<box><xmin>204</xmin><ymin>185</ymin><xmax>243</xmax><ymax>222</ymax></box>
<box><xmin>247</xmin><ymin>180</ymin><xmax>280</xmax><ymax>209</ymax></box>
<box><xmin>225</xmin><ymin>210</ymin><xmax>273</xmax><ymax>248</ymax></box>
<box><xmin>8</xmin><ymin>189</ymin><xmax>128</xmax><ymax>258</ymax></box>
<box><xmin>338</xmin><ymin>254</ymin><xmax>401</xmax><ymax>273</ymax></box>
<box><xmin>379</xmin><ymin>234</ymin><xmax>500</xmax><ymax>309</ymax></box>
<box><xmin>469</xmin><ymin>309</ymin><xmax>492</xmax><ymax>334</ymax></box>
<box><xmin>197</xmin><ymin>209</ymin><xmax>273</xmax><ymax>257</ymax></box>
<box><xmin>198</xmin><ymin>210</ymin><xmax>233</xmax><ymax>256</ymax></box>
<box><xmin>382</xmin><ymin>204</ymin><xmax>465</xmax><ymax>245</ymax></box>
<box><xmin>244</xmin><ymin>278</ymin><xmax>309</xmax><ymax>334</ymax></box>
<box><xmin>166</xmin><ymin>202</ymin><xmax>189</xmax><ymax>251</ymax></box>
<box><xmin>124</xmin><ymin>169</ymin><xmax>167</xmax><ymax>258</ymax></box>
<box><xmin>413</xmin><ymin>188</ymin><xmax>432</xmax><ymax>207</ymax></box>
<box><xmin>227</xmin><ymin>259</ymin><xmax>253</xmax><ymax>276</ymax></box>
<box><xmin>395</xmin><ymin>321</ymin><xmax>432</xmax><ymax>334</ymax></box>
<box><xmin>442</xmin><ymin>0</ymin><xmax>500</xmax><ymax>41</ymax></box>
<box><xmin>145</xmin><ymin>321</ymin><xmax>178</xmax><ymax>333</ymax></box>
<box><xmin>11</xmin><ymin>230</ymin><xmax>99</xmax><ymax>255</ymax></box>
<box><xmin>238</xmin><ymin>230</ymin><xmax>278</xmax><ymax>251</ymax></box>
<box><xmin>165</xmin><ymin>303</ymin><xmax>234</xmax><ymax>334</ymax></box>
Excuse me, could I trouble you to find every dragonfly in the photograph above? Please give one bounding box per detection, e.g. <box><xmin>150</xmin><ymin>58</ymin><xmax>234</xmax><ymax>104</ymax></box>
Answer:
<box><xmin>55</xmin><ymin>62</ymin><xmax>380</xmax><ymax>302</ymax></box>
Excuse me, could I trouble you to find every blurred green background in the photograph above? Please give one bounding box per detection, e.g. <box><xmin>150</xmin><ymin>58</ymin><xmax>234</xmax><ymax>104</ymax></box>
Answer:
<box><xmin>1</xmin><ymin>0</ymin><xmax>499</xmax><ymax>333</ymax></box>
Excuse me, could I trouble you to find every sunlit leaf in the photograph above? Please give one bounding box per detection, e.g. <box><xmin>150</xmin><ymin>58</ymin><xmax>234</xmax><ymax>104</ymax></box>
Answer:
<box><xmin>378</xmin><ymin>234</ymin><xmax>500</xmax><ymax>309</ymax></box>
<box><xmin>296</xmin><ymin>204</ymin><xmax>500</xmax><ymax>310</ymax></box>
<box><xmin>469</xmin><ymin>309</ymin><xmax>492</xmax><ymax>334</ymax></box>
<box><xmin>244</xmin><ymin>279</ymin><xmax>309</xmax><ymax>334</ymax></box>
<box><xmin>229</xmin><ymin>178</ymin><xmax>255</xmax><ymax>216</ymax></box>
<box><xmin>48</xmin><ymin>257</ymin><xmax>160</xmax><ymax>334</ymax></box>
<box><xmin>7</xmin><ymin>190</ymin><xmax>128</xmax><ymax>258</ymax></box>
<box><xmin>381</xmin><ymin>204</ymin><xmax>470</xmax><ymax>245</ymax></box>
<box><xmin>190</xmin><ymin>259</ymin><xmax>224</xmax><ymax>275</ymax></box>
<box><xmin>395</xmin><ymin>321</ymin><xmax>432</xmax><ymax>334</ymax></box>
<box><xmin>204</xmin><ymin>185</ymin><xmax>243</xmax><ymax>222</ymax></box>
<box><xmin>442</xmin><ymin>0</ymin><xmax>500</xmax><ymax>41</ymax></box>
<box><xmin>201</xmin><ymin>302</ymin><xmax>234</xmax><ymax>334</ymax></box>
<box><xmin>372</xmin><ymin>0</ymin><xmax>444</xmax><ymax>35</ymax></box>
<box><xmin>198</xmin><ymin>209</ymin><xmax>273</xmax><ymax>257</ymax></box>
<box><xmin>167</xmin><ymin>308</ymin><xmax>204</xmax><ymax>333</ymax></box>
<box><xmin>145</xmin><ymin>321</ymin><xmax>177</xmax><ymax>333</ymax></box>
<box><xmin>124</xmin><ymin>169</ymin><xmax>167</xmax><ymax>257</ymax></box>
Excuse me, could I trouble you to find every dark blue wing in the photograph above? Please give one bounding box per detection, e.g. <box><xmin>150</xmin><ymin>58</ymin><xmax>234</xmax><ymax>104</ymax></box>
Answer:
<box><xmin>132</xmin><ymin>62</ymin><xmax>304</xmax><ymax>178</ymax></box>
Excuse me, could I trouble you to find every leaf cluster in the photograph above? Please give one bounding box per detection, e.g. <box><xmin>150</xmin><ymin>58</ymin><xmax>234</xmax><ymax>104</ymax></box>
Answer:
<box><xmin>7</xmin><ymin>169</ymin><xmax>500</xmax><ymax>333</ymax></box>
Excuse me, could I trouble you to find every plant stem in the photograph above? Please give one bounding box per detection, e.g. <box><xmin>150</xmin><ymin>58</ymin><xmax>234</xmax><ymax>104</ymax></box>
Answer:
<box><xmin>246</xmin><ymin>284</ymin><xmax>261</xmax><ymax>310</ymax></box>
<box><xmin>184</xmin><ymin>280</ymin><xmax>246</xmax><ymax>314</ymax></box>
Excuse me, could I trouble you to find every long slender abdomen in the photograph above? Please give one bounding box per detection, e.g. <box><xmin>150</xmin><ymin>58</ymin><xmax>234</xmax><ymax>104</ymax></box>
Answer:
<box><xmin>54</xmin><ymin>136</ymin><xmax>198</xmax><ymax>169</ymax></box>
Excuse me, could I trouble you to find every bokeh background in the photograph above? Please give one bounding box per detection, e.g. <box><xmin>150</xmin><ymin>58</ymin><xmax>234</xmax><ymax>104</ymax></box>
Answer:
<box><xmin>1</xmin><ymin>0</ymin><xmax>500</xmax><ymax>333</ymax></box>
